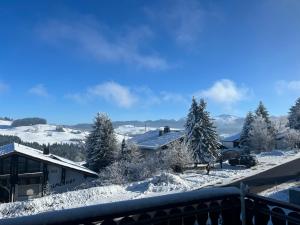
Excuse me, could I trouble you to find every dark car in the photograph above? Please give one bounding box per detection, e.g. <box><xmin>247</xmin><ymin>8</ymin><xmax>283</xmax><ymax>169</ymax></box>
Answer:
<box><xmin>228</xmin><ymin>154</ymin><xmax>258</xmax><ymax>168</ymax></box>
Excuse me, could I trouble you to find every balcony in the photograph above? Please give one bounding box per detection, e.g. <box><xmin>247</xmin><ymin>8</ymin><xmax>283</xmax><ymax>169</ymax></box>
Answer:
<box><xmin>1</xmin><ymin>186</ymin><xmax>300</xmax><ymax>225</ymax></box>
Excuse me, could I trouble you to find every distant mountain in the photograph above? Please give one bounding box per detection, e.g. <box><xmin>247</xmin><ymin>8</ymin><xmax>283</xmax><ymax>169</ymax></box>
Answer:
<box><xmin>213</xmin><ymin>114</ymin><xmax>244</xmax><ymax>136</ymax></box>
<box><xmin>67</xmin><ymin>115</ymin><xmax>245</xmax><ymax>136</ymax></box>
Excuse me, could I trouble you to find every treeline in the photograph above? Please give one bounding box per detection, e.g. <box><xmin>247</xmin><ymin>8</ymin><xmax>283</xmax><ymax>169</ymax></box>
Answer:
<box><xmin>240</xmin><ymin>99</ymin><xmax>300</xmax><ymax>152</ymax></box>
<box><xmin>11</xmin><ymin>117</ymin><xmax>47</xmax><ymax>127</ymax></box>
<box><xmin>0</xmin><ymin>117</ymin><xmax>13</xmax><ymax>121</ymax></box>
<box><xmin>0</xmin><ymin>135</ymin><xmax>85</xmax><ymax>162</ymax></box>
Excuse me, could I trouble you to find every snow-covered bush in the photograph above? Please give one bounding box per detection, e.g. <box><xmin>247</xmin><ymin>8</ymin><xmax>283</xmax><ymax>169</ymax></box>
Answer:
<box><xmin>161</xmin><ymin>141</ymin><xmax>193</xmax><ymax>173</ymax></box>
<box><xmin>249</xmin><ymin>116</ymin><xmax>275</xmax><ymax>152</ymax></box>
<box><xmin>55</xmin><ymin>126</ymin><xmax>65</xmax><ymax>132</ymax></box>
<box><xmin>277</xmin><ymin>129</ymin><xmax>300</xmax><ymax>150</ymax></box>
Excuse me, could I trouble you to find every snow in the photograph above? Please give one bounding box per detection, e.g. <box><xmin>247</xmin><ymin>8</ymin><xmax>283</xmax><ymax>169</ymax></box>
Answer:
<box><xmin>0</xmin><ymin>123</ymin><xmax>126</xmax><ymax>145</ymax></box>
<box><xmin>0</xmin><ymin>120</ymin><xmax>12</xmax><ymax>126</ymax></box>
<box><xmin>115</xmin><ymin>125</ymin><xmax>157</xmax><ymax>137</ymax></box>
<box><xmin>2</xmin><ymin>149</ymin><xmax>300</xmax><ymax>218</ymax></box>
<box><xmin>259</xmin><ymin>180</ymin><xmax>300</xmax><ymax>202</ymax></box>
<box><xmin>0</xmin><ymin>143</ymin><xmax>98</xmax><ymax>176</ymax></box>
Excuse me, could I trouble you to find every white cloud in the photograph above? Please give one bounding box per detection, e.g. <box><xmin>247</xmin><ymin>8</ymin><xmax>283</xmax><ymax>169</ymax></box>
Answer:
<box><xmin>87</xmin><ymin>82</ymin><xmax>138</xmax><ymax>108</ymax></box>
<box><xmin>38</xmin><ymin>19</ymin><xmax>168</xmax><ymax>70</ymax></box>
<box><xmin>275</xmin><ymin>80</ymin><xmax>300</xmax><ymax>95</ymax></box>
<box><xmin>66</xmin><ymin>82</ymin><xmax>188</xmax><ymax>108</ymax></box>
<box><xmin>29</xmin><ymin>84</ymin><xmax>49</xmax><ymax>97</ymax></box>
<box><xmin>195</xmin><ymin>79</ymin><xmax>249</xmax><ymax>104</ymax></box>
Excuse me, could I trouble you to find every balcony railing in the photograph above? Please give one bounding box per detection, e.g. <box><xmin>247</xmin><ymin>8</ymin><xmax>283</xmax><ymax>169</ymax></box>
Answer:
<box><xmin>1</xmin><ymin>186</ymin><xmax>300</xmax><ymax>225</ymax></box>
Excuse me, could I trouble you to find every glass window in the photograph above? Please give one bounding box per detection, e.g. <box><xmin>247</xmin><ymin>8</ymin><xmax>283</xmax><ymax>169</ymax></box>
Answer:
<box><xmin>18</xmin><ymin>177</ymin><xmax>40</xmax><ymax>185</ymax></box>
<box><xmin>27</xmin><ymin>159</ymin><xmax>41</xmax><ymax>173</ymax></box>
<box><xmin>3</xmin><ymin>158</ymin><xmax>10</xmax><ymax>174</ymax></box>
<box><xmin>18</xmin><ymin>157</ymin><xmax>26</xmax><ymax>174</ymax></box>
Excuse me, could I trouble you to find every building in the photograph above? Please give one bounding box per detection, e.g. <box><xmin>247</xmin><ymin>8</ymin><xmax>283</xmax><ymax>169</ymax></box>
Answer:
<box><xmin>0</xmin><ymin>143</ymin><xmax>98</xmax><ymax>203</ymax></box>
<box><xmin>130</xmin><ymin>126</ymin><xmax>185</xmax><ymax>153</ymax></box>
<box><xmin>221</xmin><ymin>133</ymin><xmax>241</xmax><ymax>149</ymax></box>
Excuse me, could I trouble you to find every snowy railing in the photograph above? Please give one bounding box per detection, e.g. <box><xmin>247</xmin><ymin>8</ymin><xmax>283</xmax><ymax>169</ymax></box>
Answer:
<box><xmin>1</xmin><ymin>186</ymin><xmax>300</xmax><ymax>225</ymax></box>
<box><xmin>245</xmin><ymin>193</ymin><xmax>300</xmax><ymax>225</ymax></box>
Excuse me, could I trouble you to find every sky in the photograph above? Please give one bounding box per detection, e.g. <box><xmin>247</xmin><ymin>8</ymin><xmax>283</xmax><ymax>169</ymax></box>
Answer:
<box><xmin>1</xmin><ymin>0</ymin><xmax>300</xmax><ymax>124</ymax></box>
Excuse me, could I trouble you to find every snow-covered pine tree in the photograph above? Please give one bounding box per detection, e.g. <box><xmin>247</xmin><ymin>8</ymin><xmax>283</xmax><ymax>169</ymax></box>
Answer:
<box><xmin>288</xmin><ymin>97</ymin><xmax>300</xmax><ymax>130</ymax></box>
<box><xmin>185</xmin><ymin>97</ymin><xmax>199</xmax><ymax>138</ymax></box>
<box><xmin>196</xmin><ymin>99</ymin><xmax>220</xmax><ymax>163</ymax></box>
<box><xmin>248</xmin><ymin>115</ymin><xmax>275</xmax><ymax>152</ymax></box>
<box><xmin>255</xmin><ymin>101</ymin><xmax>275</xmax><ymax>135</ymax></box>
<box><xmin>185</xmin><ymin>98</ymin><xmax>220</xmax><ymax>164</ymax></box>
<box><xmin>86</xmin><ymin>113</ymin><xmax>117</xmax><ymax>172</ymax></box>
<box><xmin>185</xmin><ymin>97</ymin><xmax>199</xmax><ymax>163</ymax></box>
<box><xmin>255</xmin><ymin>101</ymin><xmax>271</xmax><ymax>124</ymax></box>
<box><xmin>239</xmin><ymin>111</ymin><xmax>255</xmax><ymax>152</ymax></box>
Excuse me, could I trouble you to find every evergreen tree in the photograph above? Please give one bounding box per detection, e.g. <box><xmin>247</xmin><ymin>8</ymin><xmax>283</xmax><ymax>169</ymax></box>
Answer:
<box><xmin>239</xmin><ymin>112</ymin><xmax>255</xmax><ymax>152</ymax></box>
<box><xmin>185</xmin><ymin>97</ymin><xmax>199</xmax><ymax>137</ymax></box>
<box><xmin>288</xmin><ymin>97</ymin><xmax>300</xmax><ymax>130</ymax></box>
<box><xmin>255</xmin><ymin>101</ymin><xmax>271</xmax><ymax>125</ymax></box>
<box><xmin>185</xmin><ymin>98</ymin><xmax>220</xmax><ymax>164</ymax></box>
<box><xmin>86</xmin><ymin>113</ymin><xmax>117</xmax><ymax>172</ymax></box>
<box><xmin>255</xmin><ymin>101</ymin><xmax>275</xmax><ymax>135</ymax></box>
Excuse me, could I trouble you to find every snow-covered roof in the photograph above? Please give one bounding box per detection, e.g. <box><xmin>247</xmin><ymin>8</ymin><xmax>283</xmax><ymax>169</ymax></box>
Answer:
<box><xmin>222</xmin><ymin>133</ymin><xmax>241</xmax><ymax>142</ymax></box>
<box><xmin>130</xmin><ymin>130</ymin><xmax>185</xmax><ymax>150</ymax></box>
<box><xmin>0</xmin><ymin>143</ymin><xmax>98</xmax><ymax>177</ymax></box>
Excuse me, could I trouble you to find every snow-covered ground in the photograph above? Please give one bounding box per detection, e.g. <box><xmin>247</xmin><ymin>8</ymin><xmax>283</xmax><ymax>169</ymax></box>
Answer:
<box><xmin>1</xmin><ymin>149</ymin><xmax>300</xmax><ymax>218</ymax></box>
<box><xmin>0</xmin><ymin>120</ymin><xmax>127</xmax><ymax>145</ymax></box>
<box><xmin>260</xmin><ymin>180</ymin><xmax>300</xmax><ymax>202</ymax></box>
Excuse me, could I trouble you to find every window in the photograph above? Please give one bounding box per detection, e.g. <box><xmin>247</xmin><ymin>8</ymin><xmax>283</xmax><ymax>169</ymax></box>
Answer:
<box><xmin>17</xmin><ymin>157</ymin><xmax>41</xmax><ymax>173</ymax></box>
<box><xmin>18</xmin><ymin>157</ymin><xmax>26</xmax><ymax>173</ymax></box>
<box><xmin>61</xmin><ymin>168</ymin><xmax>66</xmax><ymax>184</ymax></box>
<box><xmin>27</xmin><ymin>159</ymin><xmax>41</xmax><ymax>173</ymax></box>
<box><xmin>2</xmin><ymin>158</ymin><xmax>11</xmax><ymax>174</ymax></box>
<box><xmin>18</xmin><ymin>177</ymin><xmax>40</xmax><ymax>185</ymax></box>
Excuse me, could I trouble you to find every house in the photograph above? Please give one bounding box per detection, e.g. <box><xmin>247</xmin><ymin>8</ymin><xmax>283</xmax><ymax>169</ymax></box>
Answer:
<box><xmin>0</xmin><ymin>143</ymin><xmax>98</xmax><ymax>203</ymax></box>
<box><xmin>221</xmin><ymin>133</ymin><xmax>241</xmax><ymax>149</ymax></box>
<box><xmin>129</xmin><ymin>126</ymin><xmax>185</xmax><ymax>152</ymax></box>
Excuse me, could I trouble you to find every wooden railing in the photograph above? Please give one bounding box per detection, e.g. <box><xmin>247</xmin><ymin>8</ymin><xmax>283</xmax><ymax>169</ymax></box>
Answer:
<box><xmin>1</xmin><ymin>186</ymin><xmax>300</xmax><ymax>225</ymax></box>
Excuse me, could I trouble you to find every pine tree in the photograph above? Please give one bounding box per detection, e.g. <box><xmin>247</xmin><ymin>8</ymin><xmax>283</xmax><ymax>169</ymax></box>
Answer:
<box><xmin>185</xmin><ymin>97</ymin><xmax>199</xmax><ymax>137</ymax></box>
<box><xmin>288</xmin><ymin>97</ymin><xmax>300</xmax><ymax>130</ymax></box>
<box><xmin>185</xmin><ymin>98</ymin><xmax>220</xmax><ymax>164</ymax></box>
<box><xmin>255</xmin><ymin>101</ymin><xmax>275</xmax><ymax>135</ymax></box>
<box><xmin>255</xmin><ymin>101</ymin><xmax>271</xmax><ymax>125</ymax></box>
<box><xmin>86</xmin><ymin>113</ymin><xmax>117</xmax><ymax>172</ymax></box>
<box><xmin>239</xmin><ymin>112</ymin><xmax>255</xmax><ymax>152</ymax></box>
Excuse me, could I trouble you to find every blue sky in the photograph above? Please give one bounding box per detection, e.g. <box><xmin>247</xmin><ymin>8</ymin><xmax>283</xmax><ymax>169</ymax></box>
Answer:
<box><xmin>1</xmin><ymin>0</ymin><xmax>300</xmax><ymax>124</ymax></box>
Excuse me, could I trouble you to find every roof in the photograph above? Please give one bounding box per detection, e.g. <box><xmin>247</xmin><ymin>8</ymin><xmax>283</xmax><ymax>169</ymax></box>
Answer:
<box><xmin>130</xmin><ymin>130</ymin><xmax>185</xmax><ymax>150</ymax></box>
<box><xmin>0</xmin><ymin>143</ymin><xmax>98</xmax><ymax>177</ymax></box>
<box><xmin>222</xmin><ymin>133</ymin><xmax>241</xmax><ymax>142</ymax></box>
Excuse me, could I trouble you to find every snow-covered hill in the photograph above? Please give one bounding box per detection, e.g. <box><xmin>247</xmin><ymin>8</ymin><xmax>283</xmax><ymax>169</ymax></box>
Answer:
<box><xmin>0</xmin><ymin>120</ymin><xmax>126</xmax><ymax>145</ymax></box>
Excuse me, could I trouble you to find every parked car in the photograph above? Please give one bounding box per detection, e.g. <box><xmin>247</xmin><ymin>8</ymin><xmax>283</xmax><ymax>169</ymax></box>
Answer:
<box><xmin>228</xmin><ymin>154</ymin><xmax>258</xmax><ymax>168</ymax></box>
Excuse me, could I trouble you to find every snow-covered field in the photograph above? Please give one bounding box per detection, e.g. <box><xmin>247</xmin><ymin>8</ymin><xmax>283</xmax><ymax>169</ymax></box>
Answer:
<box><xmin>1</xmin><ymin>149</ymin><xmax>300</xmax><ymax>218</ymax></box>
<box><xmin>0</xmin><ymin>120</ymin><xmax>127</xmax><ymax>145</ymax></box>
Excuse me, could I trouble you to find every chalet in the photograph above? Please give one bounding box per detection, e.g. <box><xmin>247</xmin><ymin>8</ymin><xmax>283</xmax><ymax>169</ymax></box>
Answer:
<box><xmin>221</xmin><ymin>133</ymin><xmax>241</xmax><ymax>149</ymax></box>
<box><xmin>0</xmin><ymin>143</ymin><xmax>98</xmax><ymax>203</ymax></box>
<box><xmin>130</xmin><ymin>126</ymin><xmax>185</xmax><ymax>152</ymax></box>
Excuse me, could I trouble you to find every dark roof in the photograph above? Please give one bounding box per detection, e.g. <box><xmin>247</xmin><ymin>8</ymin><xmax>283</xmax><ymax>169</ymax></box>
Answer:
<box><xmin>130</xmin><ymin>130</ymin><xmax>185</xmax><ymax>150</ymax></box>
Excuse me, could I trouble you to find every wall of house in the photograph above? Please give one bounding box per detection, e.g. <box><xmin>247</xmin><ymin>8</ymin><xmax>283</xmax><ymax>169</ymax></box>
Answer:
<box><xmin>47</xmin><ymin>164</ymin><xmax>90</xmax><ymax>193</ymax></box>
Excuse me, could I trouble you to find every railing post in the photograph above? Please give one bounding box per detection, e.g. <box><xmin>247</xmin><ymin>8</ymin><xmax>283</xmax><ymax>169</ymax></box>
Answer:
<box><xmin>240</xmin><ymin>182</ymin><xmax>246</xmax><ymax>225</ymax></box>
